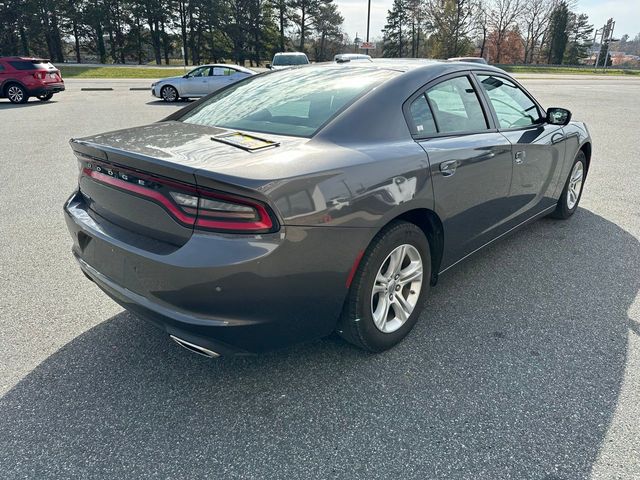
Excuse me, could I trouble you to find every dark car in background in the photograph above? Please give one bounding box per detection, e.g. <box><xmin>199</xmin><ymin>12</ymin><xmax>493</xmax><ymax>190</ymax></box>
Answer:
<box><xmin>0</xmin><ymin>57</ymin><xmax>65</xmax><ymax>104</ymax></box>
<box><xmin>64</xmin><ymin>61</ymin><xmax>591</xmax><ymax>357</ymax></box>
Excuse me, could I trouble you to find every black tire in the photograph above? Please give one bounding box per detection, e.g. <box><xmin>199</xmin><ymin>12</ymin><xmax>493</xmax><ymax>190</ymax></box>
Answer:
<box><xmin>550</xmin><ymin>150</ymin><xmax>587</xmax><ymax>219</ymax></box>
<box><xmin>6</xmin><ymin>83</ymin><xmax>28</xmax><ymax>104</ymax></box>
<box><xmin>37</xmin><ymin>92</ymin><xmax>54</xmax><ymax>101</ymax></box>
<box><xmin>161</xmin><ymin>85</ymin><xmax>179</xmax><ymax>102</ymax></box>
<box><xmin>337</xmin><ymin>221</ymin><xmax>431</xmax><ymax>352</ymax></box>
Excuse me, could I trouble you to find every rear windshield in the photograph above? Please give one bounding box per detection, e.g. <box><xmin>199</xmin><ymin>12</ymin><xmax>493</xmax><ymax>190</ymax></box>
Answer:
<box><xmin>9</xmin><ymin>60</ymin><xmax>55</xmax><ymax>71</ymax></box>
<box><xmin>273</xmin><ymin>55</ymin><xmax>309</xmax><ymax>66</ymax></box>
<box><xmin>179</xmin><ymin>67</ymin><xmax>397</xmax><ymax>137</ymax></box>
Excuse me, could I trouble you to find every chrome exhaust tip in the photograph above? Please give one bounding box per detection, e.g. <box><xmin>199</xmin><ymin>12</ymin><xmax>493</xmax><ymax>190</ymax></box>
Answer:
<box><xmin>170</xmin><ymin>335</ymin><xmax>221</xmax><ymax>358</ymax></box>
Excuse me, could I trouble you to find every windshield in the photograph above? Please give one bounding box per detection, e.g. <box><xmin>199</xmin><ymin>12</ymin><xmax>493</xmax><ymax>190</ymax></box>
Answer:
<box><xmin>272</xmin><ymin>55</ymin><xmax>309</xmax><ymax>66</ymax></box>
<box><xmin>179</xmin><ymin>67</ymin><xmax>397</xmax><ymax>137</ymax></box>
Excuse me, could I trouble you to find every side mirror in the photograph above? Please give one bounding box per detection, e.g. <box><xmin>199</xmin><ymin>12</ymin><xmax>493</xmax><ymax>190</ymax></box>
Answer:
<box><xmin>546</xmin><ymin>107</ymin><xmax>572</xmax><ymax>126</ymax></box>
<box><xmin>266</xmin><ymin>63</ymin><xmax>272</xmax><ymax>69</ymax></box>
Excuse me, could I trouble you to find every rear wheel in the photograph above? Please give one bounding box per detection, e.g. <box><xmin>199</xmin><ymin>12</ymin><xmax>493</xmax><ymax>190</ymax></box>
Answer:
<box><xmin>6</xmin><ymin>84</ymin><xmax>28</xmax><ymax>104</ymax></box>
<box><xmin>161</xmin><ymin>85</ymin><xmax>178</xmax><ymax>102</ymax></box>
<box><xmin>37</xmin><ymin>92</ymin><xmax>54</xmax><ymax>102</ymax></box>
<box><xmin>337</xmin><ymin>221</ymin><xmax>430</xmax><ymax>352</ymax></box>
<box><xmin>550</xmin><ymin>150</ymin><xmax>586</xmax><ymax>219</ymax></box>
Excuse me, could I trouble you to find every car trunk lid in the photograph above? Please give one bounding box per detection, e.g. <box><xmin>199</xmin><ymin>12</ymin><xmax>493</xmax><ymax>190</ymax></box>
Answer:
<box><xmin>71</xmin><ymin>122</ymin><xmax>294</xmax><ymax>244</ymax></box>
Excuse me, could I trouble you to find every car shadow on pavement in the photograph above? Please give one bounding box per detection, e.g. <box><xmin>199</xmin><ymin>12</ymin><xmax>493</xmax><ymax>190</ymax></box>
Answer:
<box><xmin>0</xmin><ymin>100</ymin><xmax>57</xmax><ymax>109</ymax></box>
<box><xmin>146</xmin><ymin>99</ymin><xmax>193</xmax><ymax>106</ymax></box>
<box><xmin>1</xmin><ymin>208</ymin><xmax>638</xmax><ymax>479</ymax></box>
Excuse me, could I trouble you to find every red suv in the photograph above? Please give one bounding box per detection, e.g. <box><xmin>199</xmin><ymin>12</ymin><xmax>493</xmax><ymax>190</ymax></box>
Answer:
<box><xmin>0</xmin><ymin>57</ymin><xmax>65</xmax><ymax>104</ymax></box>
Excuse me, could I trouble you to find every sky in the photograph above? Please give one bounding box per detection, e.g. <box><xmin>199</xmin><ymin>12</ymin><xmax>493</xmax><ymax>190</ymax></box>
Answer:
<box><xmin>334</xmin><ymin>0</ymin><xmax>640</xmax><ymax>44</ymax></box>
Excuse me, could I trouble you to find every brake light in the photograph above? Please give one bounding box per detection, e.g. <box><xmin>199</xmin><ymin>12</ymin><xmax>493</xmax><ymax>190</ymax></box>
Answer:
<box><xmin>79</xmin><ymin>159</ymin><xmax>276</xmax><ymax>233</ymax></box>
<box><xmin>34</xmin><ymin>72</ymin><xmax>46</xmax><ymax>80</ymax></box>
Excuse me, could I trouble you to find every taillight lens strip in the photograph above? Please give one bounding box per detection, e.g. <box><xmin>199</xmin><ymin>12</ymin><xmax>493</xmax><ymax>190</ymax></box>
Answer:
<box><xmin>80</xmin><ymin>160</ymin><xmax>275</xmax><ymax>233</ymax></box>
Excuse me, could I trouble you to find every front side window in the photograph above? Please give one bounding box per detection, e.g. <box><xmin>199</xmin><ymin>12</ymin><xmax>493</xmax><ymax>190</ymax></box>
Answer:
<box><xmin>187</xmin><ymin>66</ymin><xmax>210</xmax><ymax>78</ymax></box>
<box><xmin>425</xmin><ymin>76</ymin><xmax>488</xmax><ymax>134</ymax></box>
<box><xmin>180</xmin><ymin>67</ymin><xmax>397</xmax><ymax>137</ymax></box>
<box><xmin>477</xmin><ymin>75</ymin><xmax>542</xmax><ymax>128</ymax></box>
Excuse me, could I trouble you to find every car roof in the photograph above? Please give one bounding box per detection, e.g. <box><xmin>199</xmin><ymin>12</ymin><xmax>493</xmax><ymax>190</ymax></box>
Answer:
<box><xmin>0</xmin><ymin>56</ymin><xmax>50</xmax><ymax>62</ymax></box>
<box><xmin>274</xmin><ymin>52</ymin><xmax>307</xmax><ymax>56</ymax></box>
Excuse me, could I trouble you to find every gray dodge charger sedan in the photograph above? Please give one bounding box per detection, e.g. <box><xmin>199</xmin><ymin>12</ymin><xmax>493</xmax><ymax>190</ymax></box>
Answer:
<box><xmin>64</xmin><ymin>61</ymin><xmax>591</xmax><ymax>357</ymax></box>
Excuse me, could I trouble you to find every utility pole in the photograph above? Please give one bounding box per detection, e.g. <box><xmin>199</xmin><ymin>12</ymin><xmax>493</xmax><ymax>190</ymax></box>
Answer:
<box><xmin>365</xmin><ymin>0</ymin><xmax>371</xmax><ymax>55</ymax></box>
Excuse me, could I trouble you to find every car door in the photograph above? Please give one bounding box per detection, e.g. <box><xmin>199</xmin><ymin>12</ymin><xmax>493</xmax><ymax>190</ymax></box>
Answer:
<box><xmin>209</xmin><ymin>67</ymin><xmax>236</xmax><ymax>93</ymax></box>
<box><xmin>406</xmin><ymin>73</ymin><xmax>514</xmax><ymax>268</ymax></box>
<box><xmin>182</xmin><ymin>66</ymin><xmax>211</xmax><ymax>96</ymax></box>
<box><xmin>475</xmin><ymin>73</ymin><xmax>567</xmax><ymax>218</ymax></box>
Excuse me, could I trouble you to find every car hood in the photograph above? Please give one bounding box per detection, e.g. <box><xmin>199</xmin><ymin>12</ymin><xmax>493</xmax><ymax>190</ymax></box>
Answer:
<box><xmin>156</xmin><ymin>75</ymin><xmax>183</xmax><ymax>84</ymax></box>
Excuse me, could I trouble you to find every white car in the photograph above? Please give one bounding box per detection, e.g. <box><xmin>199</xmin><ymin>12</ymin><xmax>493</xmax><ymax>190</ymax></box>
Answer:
<box><xmin>268</xmin><ymin>52</ymin><xmax>310</xmax><ymax>70</ymax></box>
<box><xmin>152</xmin><ymin>64</ymin><xmax>255</xmax><ymax>102</ymax></box>
<box><xmin>334</xmin><ymin>54</ymin><xmax>372</xmax><ymax>63</ymax></box>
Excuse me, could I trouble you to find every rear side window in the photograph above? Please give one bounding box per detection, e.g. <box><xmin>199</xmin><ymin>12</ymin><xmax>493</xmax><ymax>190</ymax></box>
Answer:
<box><xmin>408</xmin><ymin>95</ymin><xmax>437</xmax><ymax>135</ymax></box>
<box><xmin>477</xmin><ymin>75</ymin><xmax>542</xmax><ymax>128</ymax></box>
<box><xmin>425</xmin><ymin>76</ymin><xmax>488</xmax><ymax>134</ymax></box>
<box><xmin>213</xmin><ymin>67</ymin><xmax>235</xmax><ymax>76</ymax></box>
<box><xmin>0</xmin><ymin>63</ymin><xmax>4</xmax><ymax>72</ymax></box>
<box><xmin>9</xmin><ymin>60</ymin><xmax>55</xmax><ymax>71</ymax></box>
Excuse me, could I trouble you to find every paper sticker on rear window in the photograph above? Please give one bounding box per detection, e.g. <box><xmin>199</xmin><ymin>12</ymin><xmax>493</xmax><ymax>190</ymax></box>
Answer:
<box><xmin>211</xmin><ymin>132</ymin><xmax>279</xmax><ymax>151</ymax></box>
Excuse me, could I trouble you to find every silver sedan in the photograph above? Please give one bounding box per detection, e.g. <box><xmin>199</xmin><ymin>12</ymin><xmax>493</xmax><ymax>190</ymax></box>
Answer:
<box><xmin>151</xmin><ymin>64</ymin><xmax>255</xmax><ymax>102</ymax></box>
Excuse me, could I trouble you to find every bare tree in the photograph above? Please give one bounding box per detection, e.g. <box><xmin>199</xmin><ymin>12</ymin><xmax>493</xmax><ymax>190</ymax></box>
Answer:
<box><xmin>518</xmin><ymin>0</ymin><xmax>554</xmax><ymax>63</ymax></box>
<box><xmin>487</xmin><ymin>0</ymin><xmax>521</xmax><ymax>63</ymax></box>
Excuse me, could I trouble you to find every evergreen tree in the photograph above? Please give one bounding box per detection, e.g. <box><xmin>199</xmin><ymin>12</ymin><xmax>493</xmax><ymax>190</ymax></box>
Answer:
<box><xmin>563</xmin><ymin>13</ymin><xmax>593</xmax><ymax>64</ymax></box>
<box><xmin>382</xmin><ymin>0</ymin><xmax>408</xmax><ymax>58</ymax></box>
<box><xmin>546</xmin><ymin>1</ymin><xmax>569</xmax><ymax>64</ymax></box>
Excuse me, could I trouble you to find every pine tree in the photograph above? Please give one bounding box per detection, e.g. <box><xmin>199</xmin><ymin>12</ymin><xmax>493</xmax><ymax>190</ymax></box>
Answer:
<box><xmin>382</xmin><ymin>0</ymin><xmax>408</xmax><ymax>58</ymax></box>
<box><xmin>546</xmin><ymin>1</ymin><xmax>569</xmax><ymax>64</ymax></box>
<box><xmin>563</xmin><ymin>13</ymin><xmax>593</xmax><ymax>65</ymax></box>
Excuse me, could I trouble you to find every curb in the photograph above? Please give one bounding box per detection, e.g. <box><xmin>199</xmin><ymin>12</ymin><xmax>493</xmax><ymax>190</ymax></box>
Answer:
<box><xmin>80</xmin><ymin>87</ymin><xmax>114</xmax><ymax>91</ymax></box>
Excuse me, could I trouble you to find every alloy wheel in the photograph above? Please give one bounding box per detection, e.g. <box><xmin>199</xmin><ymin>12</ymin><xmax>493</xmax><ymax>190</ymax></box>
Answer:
<box><xmin>566</xmin><ymin>161</ymin><xmax>584</xmax><ymax>210</ymax></box>
<box><xmin>371</xmin><ymin>244</ymin><xmax>423</xmax><ymax>333</ymax></box>
<box><xmin>7</xmin><ymin>86</ymin><xmax>24</xmax><ymax>103</ymax></box>
<box><xmin>162</xmin><ymin>86</ymin><xmax>177</xmax><ymax>102</ymax></box>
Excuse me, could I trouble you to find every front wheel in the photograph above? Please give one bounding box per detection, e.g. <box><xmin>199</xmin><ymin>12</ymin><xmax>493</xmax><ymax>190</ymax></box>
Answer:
<box><xmin>161</xmin><ymin>85</ymin><xmax>179</xmax><ymax>102</ymax></box>
<box><xmin>337</xmin><ymin>221</ymin><xmax>430</xmax><ymax>352</ymax></box>
<box><xmin>550</xmin><ymin>150</ymin><xmax>586</xmax><ymax>219</ymax></box>
<box><xmin>37</xmin><ymin>92</ymin><xmax>54</xmax><ymax>101</ymax></box>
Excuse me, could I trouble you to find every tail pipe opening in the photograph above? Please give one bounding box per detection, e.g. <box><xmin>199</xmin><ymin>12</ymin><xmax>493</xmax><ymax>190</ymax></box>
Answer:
<box><xmin>170</xmin><ymin>335</ymin><xmax>221</xmax><ymax>358</ymax></box>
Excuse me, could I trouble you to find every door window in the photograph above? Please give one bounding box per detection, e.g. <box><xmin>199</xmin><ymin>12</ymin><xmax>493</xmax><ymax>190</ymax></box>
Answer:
<box><xmin>477</xmin><ymin>75</ymin><xmax>542</xmax><ymax>128</ymax></box>
<box><xmin>425</xmin><ymin>76</ymin><xmax>488</xmax><ymax>134</ymax></box>
<box><xmin>213</xmin><ymin>67</ymin><xmax>235</xmax><ymax>76</ymax></box>
<box><xmin>408</xmin><ymin>94</ymin><xmax>437</xmax><ymax>135</ymax></box>
<box><xmin>187</xmin><ymin>66</ymin><xmax>211</xmax><ymax>78</ymax></box>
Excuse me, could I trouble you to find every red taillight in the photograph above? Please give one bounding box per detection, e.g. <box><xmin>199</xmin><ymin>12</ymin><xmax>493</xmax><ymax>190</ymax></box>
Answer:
<box><xmin>34</xmin><ymin>71</ymin><xmax>46</xmax><ymax>80</ymax></box>
<box><xmin>80</xmin><ymin>160</ymin><xmax>276</xmax><ymax>233</ymax></box>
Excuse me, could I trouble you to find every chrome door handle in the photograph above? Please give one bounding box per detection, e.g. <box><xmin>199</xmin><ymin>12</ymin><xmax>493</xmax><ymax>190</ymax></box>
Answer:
<box><xmin>440</xmin><ymin>160</ymin><xmax>458</xmax><ymax>176</ymax></box>
<box><xmin>514</xmin><ymin>151</ymin><xmax>526</xmax><ymax>165</ymax></box>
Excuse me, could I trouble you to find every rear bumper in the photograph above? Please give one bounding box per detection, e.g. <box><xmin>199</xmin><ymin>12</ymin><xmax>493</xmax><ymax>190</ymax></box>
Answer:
<box><xmin>29</xmin><ymin>83</ymin><xmax>65</xmax><ymax>95</ymax></box>
<box><xmin>64</xmin><ymin>191</ymin><xmax>373</xmax><ymax>354</ymax></box>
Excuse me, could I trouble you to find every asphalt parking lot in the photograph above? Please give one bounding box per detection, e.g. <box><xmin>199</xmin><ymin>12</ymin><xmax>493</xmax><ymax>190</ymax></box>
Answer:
<box><xmin>1</xmin><ymin>75</ymin><xmax>639</xmax><ymax>479</ymax></box>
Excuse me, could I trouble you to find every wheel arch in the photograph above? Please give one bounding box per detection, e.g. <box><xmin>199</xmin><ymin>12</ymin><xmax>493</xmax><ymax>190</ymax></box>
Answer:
<box><xmin>579</xmin><ymin>141</ymin><xmax>592</xmax><ymax>174</ymax></box>
<box><xmin>160</xmin><ymin>83</ymin><xmax>180</xmax><ymax>97</ymax></box>
<box><xmin>377</xmin><ymin>208</ymin><xmax>444</xmax><ymax>286</ymax></box>
<box><xmin>2</xmin><ymin>79</ymin><xmax>26</xmax><ymax>96</ymax></box>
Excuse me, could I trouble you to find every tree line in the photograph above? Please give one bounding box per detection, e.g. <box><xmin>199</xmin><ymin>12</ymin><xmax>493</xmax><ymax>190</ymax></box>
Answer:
<box><xmin>382</xmin><ymin>0</ymin><xmax>598</xmax><ymax>65</ymax></box>
<box><xmin>0</xmin><ymin>0</ymin><xmax>344</xmax><ymax>65</ymax></box>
